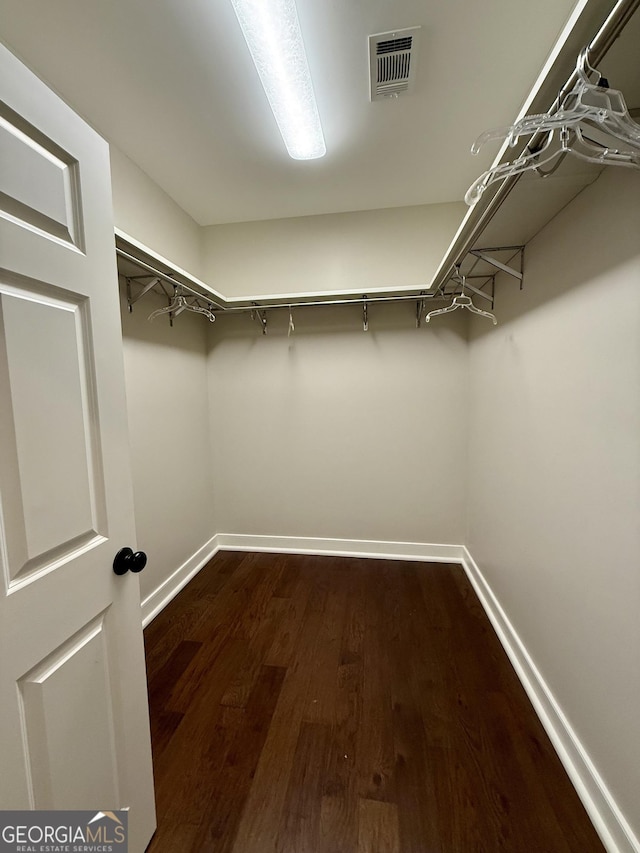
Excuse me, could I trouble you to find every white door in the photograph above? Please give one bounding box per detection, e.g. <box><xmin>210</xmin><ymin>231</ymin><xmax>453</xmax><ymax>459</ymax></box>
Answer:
<box><xmin>0</xmin><ymin>43</ymin><xmax>155</xmax><ymax>852</ymax></box>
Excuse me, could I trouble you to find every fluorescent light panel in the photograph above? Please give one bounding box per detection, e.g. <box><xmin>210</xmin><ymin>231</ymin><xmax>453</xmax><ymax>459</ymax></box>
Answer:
<box><xmin>230</xmin><ymin>0</ymin><xmax>326</xmax><ymax>160</ymax></box>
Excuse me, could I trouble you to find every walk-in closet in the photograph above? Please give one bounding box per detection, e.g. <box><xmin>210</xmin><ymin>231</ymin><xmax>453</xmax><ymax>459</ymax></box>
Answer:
<box><xmin>0</xmin><ymin>0</ymin><xmax>638</xmax><ymax>850</ymax></box>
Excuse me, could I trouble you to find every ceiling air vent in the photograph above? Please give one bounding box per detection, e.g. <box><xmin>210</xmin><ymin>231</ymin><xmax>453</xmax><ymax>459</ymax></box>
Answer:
<box><xmin>369</xmin><ymin>27</ymin><xmax>421</xmax><ymax>101</ymax></box>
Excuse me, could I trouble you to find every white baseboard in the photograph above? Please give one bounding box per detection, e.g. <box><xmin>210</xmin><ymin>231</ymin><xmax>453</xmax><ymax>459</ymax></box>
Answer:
<box><xmin>140</xmin><ymin>535</ymin><xmax>219</xmax><ymax>627</ymax></box>
<box><xmin>215</xmin><ymin>532</ymin><xmax>465</xmax><ymax>563</ymax></box>
<box><xmin>141</xmin><ymin>534</ymin><xmax>461</xmax><ymax>627</ymax></box>
<box><xmin>460</xmin><ymin>547</ymin><xmax>639</xmax><ymax>853</ymax></box>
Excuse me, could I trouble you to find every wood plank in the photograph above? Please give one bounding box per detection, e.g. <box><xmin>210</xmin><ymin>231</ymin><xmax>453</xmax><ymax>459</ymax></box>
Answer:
<box><xmin>146</xmin><ymin>821</ymin><xmax>202</xmax><ymax>853</ymax></box>
<box><xmin>263</xmin><ymin>574</ymin><xmax>310</xmax><ymax>668</ymax></box>
<box><xmin>277</xmin><ymin>721</ymin><xmax>331</xmax><ymax>853</ymax></box>
<box><xmin>220</xmin><ymin>576</ymin><xmax>287</xmax><ymax>708</ymax></box>
<box><xmin>317</xmin><ymin>562</ymin><xmax>366</xmax><ymax>852</ymax></box>
<box><xmin>229</xmin><ymin>552</ymin><xmax>286</xmax><ymax>643</ymax></box>
<box><xmin>148</xmin><ymin>709</ymin><xmax>184</xmax><ymax>763</ymax></box>
<box><xmin>151</xmin><ymin>635</ymin><xmax>248</xmax><ymax>800</ymax></box>
<box><xmin>272</xmin><ymin>559</ymin><xmax>300</xmax><ymax>598</ymax></box>
<box><xmin>318</xmin><ymin>795</ymin><xmax>357</xmax><ymax>853</ymax></box>
<box><xmin>195</xmin><ymin>665</ymin><xmax>286</xmax><ymax>852</ymax></box>
<box><xmin>357</xmin><ymin>799</ymin><xmax>400</xmax><ymax>853</ymax></box>
<box><xmin>355</xmin><ymin>564</ymin><xmax>396</xmax><ymax>804</ymax></box>
<box><xmin>302</xmin><ymin>564</ymin><xmax>349</xmax><ymax>724</ymax></box>
<box><xmin>147</xmin><ymin>639</ymin><xmax>202</xmax><ymax>711</ymax></box>
<box><xmin>230</xmin><ymin>560</ymin><xmax>331</xmax><ymax>853</ymax></box>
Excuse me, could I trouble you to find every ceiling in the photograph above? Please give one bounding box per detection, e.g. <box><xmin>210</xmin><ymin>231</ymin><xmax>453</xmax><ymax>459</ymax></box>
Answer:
<box><xmin>0</xmin><ymin>0</ymin><xmax>582</xmax><ymax>225</ymax></box>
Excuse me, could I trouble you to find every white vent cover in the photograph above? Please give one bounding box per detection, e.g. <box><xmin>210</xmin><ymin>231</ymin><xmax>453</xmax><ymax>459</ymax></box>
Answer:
<box><xmin>369</xmin><ymin>27</ymin><xmax>421</xmax><ymax>101</ymax></box>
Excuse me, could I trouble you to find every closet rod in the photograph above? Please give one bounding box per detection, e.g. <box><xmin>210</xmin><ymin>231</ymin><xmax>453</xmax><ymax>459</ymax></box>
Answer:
<box><xmin>428</xmin><ymin>0</ymin><xmax>640</xmax><ymax>295</ymax></box>
<box><xmin>222</xmin><ymin>292</ymin><xmax>445</xmax><ymax>312</ymax></box>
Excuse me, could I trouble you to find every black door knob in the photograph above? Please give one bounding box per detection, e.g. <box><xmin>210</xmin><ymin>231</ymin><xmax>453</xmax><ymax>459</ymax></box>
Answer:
<box><xmin>113</xmin><ymin>547</ymin><xmax>148</xmax><ymax>576</ymax></box>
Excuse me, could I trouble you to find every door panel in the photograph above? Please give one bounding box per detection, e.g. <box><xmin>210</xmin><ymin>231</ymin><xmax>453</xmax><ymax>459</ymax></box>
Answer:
<box><xmin>18</xmin><ymin>610</ymin><xmax>120</xmax><ymax>809</ymax></box>
<box><xmin>0</xmin><ymin>43</ymin><xmax>155</xmax><ymax>853</ymax></box>
<box><xmin>0</xmin><ymin>277</ymin><xmax>107</xmax><ymax>586</ymax></box>
<box><xmin>0</xmin><ymin>99</ymin><xmax>83</xmax><ymax>247</ymax></box>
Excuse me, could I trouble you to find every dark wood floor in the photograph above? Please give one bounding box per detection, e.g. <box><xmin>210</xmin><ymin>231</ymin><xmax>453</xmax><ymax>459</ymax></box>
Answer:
<box><xmin>143</xmin><ymin>551</ymin><xmax>604</xmax><ymax>852</ymax></box>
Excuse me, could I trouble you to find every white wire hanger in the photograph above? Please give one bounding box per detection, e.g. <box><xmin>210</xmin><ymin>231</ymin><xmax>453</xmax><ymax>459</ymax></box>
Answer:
<box><xmin>425</xmin><ymin>267</ymin><xmax>497</xmax><ymax>325</ymax></box>
<box><xmin>465</xmin><ymin>47</ymin><xmax>640</xmax><ymax>205</ymax></box>
<box><xmin>148</xmin><ymin>288</ymin><xmax>216</xmax><ymax>323</ymax></box>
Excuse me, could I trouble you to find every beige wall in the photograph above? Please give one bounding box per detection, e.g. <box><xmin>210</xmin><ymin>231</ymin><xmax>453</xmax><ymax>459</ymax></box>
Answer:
<box><xmin>119</xmin><ymin>286</ymin><xmax>215</xmax><ymax>605</ymax></box>
<box><xmin>113</xmin><ymin>144</ymin><xmax>215</xmax><ymax>607</ymax></box>
<box><xmin>467</xmin><ymin>167</ymin><xmax>640</xmax><ymax>842</ymax></box>
<box><xmin>110</xmin><ymin>145</ymin><xmax>203</xmax><ymax>278</ymax></box>
<box><xmin>207</xmin><ymin>304</ymin><xmax>468</xmax><ymax>544</ymax></box>
<box><xmin>201</xmin><ymin>202</ymin><xmax>465</xmax><ymax>299</ymax></box>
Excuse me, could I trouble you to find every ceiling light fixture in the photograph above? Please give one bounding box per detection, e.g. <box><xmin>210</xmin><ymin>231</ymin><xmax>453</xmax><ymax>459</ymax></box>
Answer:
<box><xmin>229</xmin><ymin>0</ymin><xmax>326</xmax><ymax>160</ymax></box>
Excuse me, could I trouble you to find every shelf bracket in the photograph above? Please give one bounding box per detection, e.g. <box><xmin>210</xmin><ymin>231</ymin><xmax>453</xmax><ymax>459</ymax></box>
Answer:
<box><xmin>251</xmin><ymin>304</ymin><xmax>268</xmax><ymax>335</ymax></box>
<box><xmin>469</xmin><ymin>247</ymin><xmax>524</xmax><ymax>286</ymax></box>
<box><xmin>126</xmin><ymin>276</ymin><xmax>162</xmax><ymax>312</ymax></box>
<box><xmin>461</xmin><ymin>278</ymin><xmax>494</xmax><ymax>304</ymax></box>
